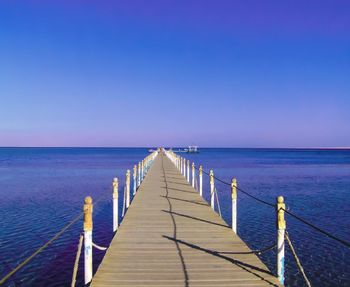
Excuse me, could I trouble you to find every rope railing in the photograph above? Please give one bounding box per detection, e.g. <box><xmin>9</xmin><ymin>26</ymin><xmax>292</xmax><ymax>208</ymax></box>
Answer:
<box><xmin>1</xmin><ymin>149</ymin><xmax>160</xmax><ymax>286</ymax></box>
<box><xmin>0</xmin><ymin>190</ymin><xmax>111</xmax><ymax>286</ymax></box>
<box><xmin>282</xmin><ymin>207</ymin><xmax>350</xmax><ymax>248</ymax></box>
<box><xmin>214</xmin><ymin>187</ymin><xmax>222</xmax><ymax>218</ymax></box>
<box><xmin>71</xmin><ymin>234</ymin><xmax>83</xmax><ymax>287</ymax></box>
<box><xmin>92</xmin><ymin>242</ymin><xmax>108</xmax><ymax>251</ymax></box>
<box><xmin>166</xmin><ymin>150</ymin><xmax>350</xmax><ymax>286</ymax></box>
<box><xmin>199</xmin><ymin>164</ymin><xmax>350</xmax><ymax>248</ymax></box>
<box><xmin>285</xmin><ymin>231</ymin><xmax>312</xmax><ymax>287</ymax></box>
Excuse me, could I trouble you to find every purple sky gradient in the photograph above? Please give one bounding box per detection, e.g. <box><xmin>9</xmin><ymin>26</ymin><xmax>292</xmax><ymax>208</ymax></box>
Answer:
<box><xmin>0</xmin><ymin>0</ymin><xmax>349</xmax><ymax>147</ymax></box>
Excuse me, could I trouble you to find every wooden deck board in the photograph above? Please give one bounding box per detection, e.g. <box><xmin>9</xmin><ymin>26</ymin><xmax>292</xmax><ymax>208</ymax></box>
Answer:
<box><xmin>92</xmin><ymin>153</ymin><xmax>280</xmax><ymax>286</ymax></box>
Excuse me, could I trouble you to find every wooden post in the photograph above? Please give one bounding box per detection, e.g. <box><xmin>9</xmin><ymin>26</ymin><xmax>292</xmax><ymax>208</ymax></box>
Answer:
<box><xmin>183</xmin><ymin>159</ymin><xmax>186</xmax><ymax>177</ymax></box>
<box><xmin>83</xmin><ymin>196</ymin><xmax>93</xmax><ymax>285</ymax></box>
<box><xmin>231</xmin><ymin>178</ymin><xmax>237</xmax><ymax>233</ymax></box>
<box><xmin>112</xmin><ymin>178</ymin><xmax>118</xmax><ymax>232</ymax></box>
<box><xmin>138</xmin><ymin>162</ymin><xmax>141</xmax><ymax>187</ymax></box>
<box><xmin>145</xmin><ymin>157</ymin><xmax>149</xmax><ymax>174</ymax></box>
<box><xmin>187</xmin><ymin>160</ymin><xmax>190</xmax><ymax>182</ymax></box>
<box><xmin>180</xmin><ymin>157</ymin><xmax>182</xmax><ymax>173</ymax></box>
<box><xmin>126</xmin><ymin>170</ymin><xmax>130</xmax><ymax>208</ymax></box>
<box><xmin>276</xmin><ymin>196</ymin><xmax>286</xmax><ymax>285</ymax></box>
<box><xmin>199</xmin><ymin>165</ymin><xmax>203</xmax><ymax>196</ymax></box>
<box><xmin>133</xmin><ymin>165</ymin><xmax>137</xmax><ymax>195</ymax></box>
<box><xmin>210</xmin><ymin>169</ymin><xmax>215</xmax><ymax>210</ymax></box>
<box><xmin>191</xmin><ymin>163</ymin><xmax>195</xmax><ymax>188</ymax></box>
<box><xmin>141</xmin><ymin>161</ymin><xmax>144</xmax><ymax>180</ymax></box>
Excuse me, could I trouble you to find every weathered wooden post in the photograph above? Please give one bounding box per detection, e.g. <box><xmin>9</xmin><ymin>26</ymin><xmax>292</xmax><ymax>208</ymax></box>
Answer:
<box><xmin>231</xmin><ymin>178</ymin><xmax>237</xmax><ymax>233</ymax></box>
<box><xmin>138</xmin><ymin>162</ymin><xmax>141</xmax><ymax>187</ymax></box>
<box><xmin>84</xmin><ymin>196</ymin><xmax>93</xmax><ymax>285</ymax></box>
<box><xmin>180</xmin><ymin>157</ymin><xmax>183</xmax><ymax>173</ymax></box>
<box><xmin>191</xmin><ymin>163</ymin><xmax>195</xmax><ymax>188</ymax></box>
<box><xmin>133</xmin><ymin>165</ymin><xmax>137</xmax><ymax>195</ymax></box>
<box><xmin>199</xmin><ymin>165</ymin><xmax>203</xmax><ymax>196</ymax></box>
<box><xmin>126</xmin><ymin>170</ymin><xmax>130</xmax><ymax>208</ymax></box>
<box><xmin>276</xmin><ymin>196</ymin><xmax>286</xmax><ymax>285</ymax></box>
<box><xmin>210</xmin><ymin>169</ymin><xmax>215</xmax><ymax>210</ymax></box>
<box><xmin>113</xmin><ymin>178</ymin><xmax>118</xmax><ymax>232</ymax></box>
<box><xmin>187</xmin><ymin>160</ymin><xmax>190</xmax><ymax>182</ymax></box>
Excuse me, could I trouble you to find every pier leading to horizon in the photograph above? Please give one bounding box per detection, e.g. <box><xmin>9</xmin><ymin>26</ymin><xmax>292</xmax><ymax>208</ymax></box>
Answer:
<box><xmin>91</xmin><ymin>151</ymin><xmax>280</xmax><ymax>286</ymax></box>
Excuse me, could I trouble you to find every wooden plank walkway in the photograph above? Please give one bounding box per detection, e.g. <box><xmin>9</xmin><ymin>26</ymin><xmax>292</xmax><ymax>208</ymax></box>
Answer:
<box><xmin>92</xmin><ymin>153</ymin><xmax>280</xmax><ymax>286</ymax></box>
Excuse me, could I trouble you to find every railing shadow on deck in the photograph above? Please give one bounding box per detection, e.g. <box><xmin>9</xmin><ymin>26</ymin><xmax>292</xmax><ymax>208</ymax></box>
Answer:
<box><xmin>161</xmin><ymin>210</ymin><xmax>229</xmax><ymax>229</ymax></box>
<box><xmin>161</xmin><ymin>154</ymin><xmax>189</xmax><ymax>287</ymax></box>
<box><xmin>160</xmin><ymin>186</ymin><xmax>198</xmax><ymax>194</ymax></box>
<box><xmin>162</xmin><ymin>235</ymin><xmax>279</xmax><ymax>287</ymax></box>
<box><xmin>160</xmin><ymin>195</ymin><xmax>208</xmax><ymax>206</ymax></box>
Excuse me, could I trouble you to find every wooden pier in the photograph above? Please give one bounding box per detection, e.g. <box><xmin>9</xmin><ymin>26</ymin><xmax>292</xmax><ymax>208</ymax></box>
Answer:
<box><xmin>91</xmin><ymin>152</ymin><xmax>280</xmax><ymax>286</ymax></box>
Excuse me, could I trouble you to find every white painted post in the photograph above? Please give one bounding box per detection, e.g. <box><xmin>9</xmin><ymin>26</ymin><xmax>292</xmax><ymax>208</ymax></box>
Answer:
<box><xmin>180</xmin><ymin>157</ymin><xmax>182</xmax><ymax>173</ymax></box>
<box><xmin>133</xmin><ymin>165</ymin><xmax>137</xmax><ymax>195</ymax></box>
<box><xmin>83</xmin><ymin>196</ymin><xmax>93</xmax><ymax>285</ymax></box>
<box><xmin>199</xmin><ymin>165</ymin><xmax>203</xmax><ymax>196</ymax></box>
<box><xmin>183</xmin><ymin>159</ymin><xmax>186</xmax><ymax>177</ymax></box>
<box><xmin>231</xmin><ymin>178</ymin><xmax>237</xmax><ymax>233</ymax></box>
<box><xmin>126</xmin><ymin>170</ymin><xmax>130</xmax><ymax>208</ymax></box>
<box><xmin>277</xmin><ymin>196</ymin><xmax>286</xmax><ymax>285</ymax></box>
<box><xmin>138</xmin><ymin>162</ymin><xmax>141</xmax><ymax>187</ymax></box>
<box><xmin>182</xmin><ymin>158</ymin><xmax>185</xmax><ymax>176</ymax></box>
<box><xmin>112</xmin><ymin>178</ymin><xmax>118</xmax><ymax>232</ymax></box>
<box><xmin>187</xmin><ymin>160</ymin><xmax>190</xmax><ymax>182</ymax></box>
<box><xmin>210</xmin><ymin>169</ymin><xmax>215</xmax><ymax>210</ymax></box>
<box><xmin>191</xmin><ymin>163</ymin><xmax>195</xmax><ymax>188</ymax></box>
<box><xmin>141</xmin><ymin>161</ymin><xmax>144</xmax><ymax>180</ymax></box>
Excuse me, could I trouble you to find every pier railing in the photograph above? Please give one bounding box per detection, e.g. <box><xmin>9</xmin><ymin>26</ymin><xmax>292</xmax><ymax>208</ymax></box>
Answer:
<box><xmin>0</xmin><ymin>149</ymin><xmax>159</xmax><ymax>286</ymax></box>
<box><xmin>1</xmin><ymin>148</ymin><xmax>349</xmax><ymax>286</ymax></box>
<box><xmin>164</xmin><ymin>149</ymin><xmax>350</xmax><ymax>286</ymax></box>
<box><xmin>79</xmin><ymin>149</ymin><xmax>159</xmax><ymax>285</ymax></box>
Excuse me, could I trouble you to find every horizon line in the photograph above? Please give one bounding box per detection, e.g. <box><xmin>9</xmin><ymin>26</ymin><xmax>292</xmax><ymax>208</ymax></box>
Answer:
<box><xmin>0</xmin><ymin>146</ymin><xmax>349</xmax><ymax>150</ymax></box>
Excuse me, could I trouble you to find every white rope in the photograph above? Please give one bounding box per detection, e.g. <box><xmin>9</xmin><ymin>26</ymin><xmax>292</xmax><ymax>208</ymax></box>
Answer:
<box><xmin>214</xmin><ymin>187</ymin><xmax>222</xmax><ymax>218</ymax></box>
<box><xmin>71</xmin><ymin>234</ymin><xmax>83</xmax><ymax>287</ymax></box>
<box><xmin>92</xmin><ymin>242</ymin><xmax>107</xmax><ymax>251</ymax></box>
<box><xmin>285</xmin><ymin>231</ymin><xmax>312</xmax><ymax>287</ymax></box>
<box><xmin>194</xmin><ymin>175</ymin><xmax>199</xmax><ymax>192</ymax></box>
<box><xmin>122</xmin><ymin>185</ymin><xmax>126</xmax><ymax>218</ymax></box>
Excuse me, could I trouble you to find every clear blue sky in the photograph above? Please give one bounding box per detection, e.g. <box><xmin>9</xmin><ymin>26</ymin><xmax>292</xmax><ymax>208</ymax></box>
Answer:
<box><xmin>1</xmin><ymin>0</ymin><xmax>349</xmax><ymax>147</ymax></box>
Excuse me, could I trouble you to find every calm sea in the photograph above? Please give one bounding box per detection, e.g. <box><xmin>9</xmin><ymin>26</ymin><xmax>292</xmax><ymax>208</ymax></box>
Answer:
<box><xmin>0</xmin><ymin>148</ymin><xmax>349</xmax><ymax>286</ymax></box>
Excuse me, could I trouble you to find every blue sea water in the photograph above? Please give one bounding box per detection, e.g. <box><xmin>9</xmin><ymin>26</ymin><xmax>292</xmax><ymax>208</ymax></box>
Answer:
<box><xmin>0</xmin><ymin>148</ymin><xmax>349</xmax><ymax>286</ymax></box>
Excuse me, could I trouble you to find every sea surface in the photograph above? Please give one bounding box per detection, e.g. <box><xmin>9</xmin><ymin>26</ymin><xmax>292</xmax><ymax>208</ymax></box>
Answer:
<box><xmin>0</xmin><ymin>147</ymin><xmax>349</xmax><ymax>286</ymax></box>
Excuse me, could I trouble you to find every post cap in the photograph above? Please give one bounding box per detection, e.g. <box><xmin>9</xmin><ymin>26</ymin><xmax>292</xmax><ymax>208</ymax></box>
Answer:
<box><xmin>85</xmin><ymin>196</ymin><xmax>92</xmax><ymax>204</ymax></box>
<box><xmin>113</xmin><ymin>177</ymin><xmax>118</xmax><ymax>183</ymax></box>
<box><xmin>277</xmin><ymin>196</ymin><xmax>284</xmax><ymax>203</ymax></box>
<box><xmin>231</xmin><ymin>178</ymin><xmax>237</xmax><ymax>186</ymax></box>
